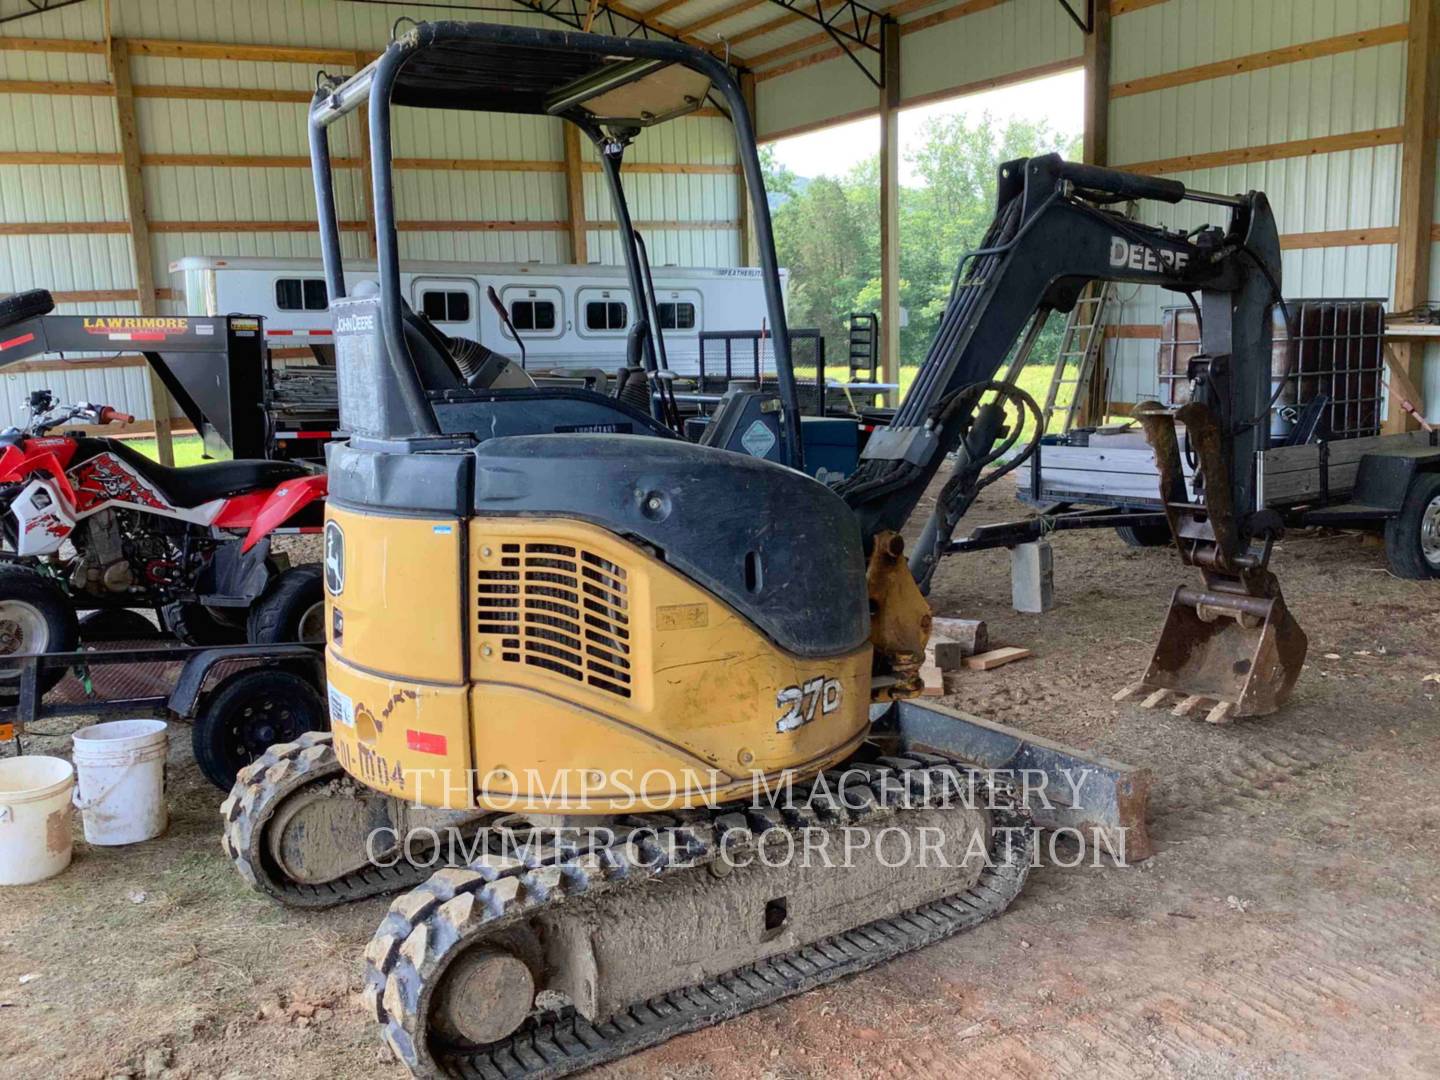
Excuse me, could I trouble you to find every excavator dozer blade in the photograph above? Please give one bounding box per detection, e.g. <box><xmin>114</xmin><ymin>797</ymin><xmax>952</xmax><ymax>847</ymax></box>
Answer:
<box><xmin>1135</xmin><ymin>581</ymin><xmax>1308</xmax><ymax>723</ymax></box>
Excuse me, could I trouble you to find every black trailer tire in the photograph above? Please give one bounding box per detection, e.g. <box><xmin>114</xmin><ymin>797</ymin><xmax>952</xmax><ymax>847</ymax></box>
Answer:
<box><xmin>1383</xmin><ymin>471</ymin><xmax>1440</xmax><ymax>580</ymax></box>
<box><xmin>247</xmin><ymin>564</ymin><xmax>325</xmax><ymax>644</ymax></box>
<box><xmin>0</xmin><ymin>289</ymin><xmax>54</xmax><ymax>330</ymax></box>
<box><xmin>0</xmin><ymin>564</ymin><xmax>78</xmax><ymax>699</ymax></box>
<box><xmin>161</xmin><ymin>601</ymin><xmax>248</xmax><ymax>646</ymax></box>
<box><xmin>192</xmin><ymin>668</ymin><xmax>327</xmax><ymax>789</ymax></box>
<box><xmin>1115</xmin><ymin>521</ymin><xmax>1173</xmax><ymax>548</ymax></box>
<box><xmin>78</xmin><ymin>607</ymin><xmax>159</xmax><ymax>643</ymax></box>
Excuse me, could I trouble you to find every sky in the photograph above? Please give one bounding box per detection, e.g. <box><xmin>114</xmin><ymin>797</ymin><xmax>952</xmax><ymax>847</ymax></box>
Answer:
<box><xmin>766</xmin><ymin>69</ymin><xmax>1085</xmax><ymax>184</ymax></box>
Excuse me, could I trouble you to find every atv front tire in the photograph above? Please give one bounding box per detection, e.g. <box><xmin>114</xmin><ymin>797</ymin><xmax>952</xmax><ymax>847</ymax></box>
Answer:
<box><xmin>0</xmin><ymin>564</ymin><xmax>79</xmax><ymax>699</ymax></box>
<box><xmin>247</xmin><ymin>564</ymin><xmax>325</xmax><ymax>644</ymax></box>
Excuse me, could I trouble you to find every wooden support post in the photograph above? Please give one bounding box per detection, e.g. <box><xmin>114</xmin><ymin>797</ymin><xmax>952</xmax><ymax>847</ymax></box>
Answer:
<box><xmin>109</xmin><ymin>38</ymin><xmax>173</xmax><ymax>466</ymax></box>
<box><xmin>1385</xmin><ymin>0</ymin><xmax>1439</xmax><ymax>433</ymax></box>
<box><xmin>1079</xmin><ymin>0</ymin><xmax>1112</xmax><ymax>427</ymax></box>
<box><xmin>563</xmin><ymin>122</ymin><xmax>589</xmax><ymax>265</ymax></box>
<box><xmin>738</xmin><ymin>70</ymin><xmax>757</xmax><ymax>266</ymax></box>
<box><xmin>353</xmin><ymin>51</ymin><xmax>376</xmax><ymax>259</ymax></box>
<box><xmin>1082</xmin><ymin>0</ymin><xmax>1111</xmax><ymax>168</ymax></box>
<box><xmin>878</xmin><ymin>19</ymin><xmax>902</xmax><ymax>400</ymax></box>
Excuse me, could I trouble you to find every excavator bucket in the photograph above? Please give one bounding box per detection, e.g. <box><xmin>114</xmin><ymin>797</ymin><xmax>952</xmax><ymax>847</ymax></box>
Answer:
<box><xmin>1136</xmin><ymin>581</ymin><xmax>1307</xmax><ymax>723</ymax></box>
<box><xmin>1123</xmin><ymin>399</ymin><xmax>1309</xmax><ymax>723</ymax></box>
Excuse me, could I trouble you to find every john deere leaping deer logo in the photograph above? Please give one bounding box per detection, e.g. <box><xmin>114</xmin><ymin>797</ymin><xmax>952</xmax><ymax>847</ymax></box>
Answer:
<box><xmin>324</xmin><ymin>520</ymin><xmax>345</xmax><ymax>595</ymax></box>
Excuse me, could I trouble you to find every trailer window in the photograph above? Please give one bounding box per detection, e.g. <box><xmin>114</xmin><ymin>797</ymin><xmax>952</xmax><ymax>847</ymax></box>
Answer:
<box><xmin>585</xmin><ymin>300</ymin><xmax>628</xmax><ymax>332</ymax></box>
<box><xmin>510</xmin><ymin>299</ymin><xmax>556</xmax><ymax>332</ymax></box>
<box><xmin>275</xmin><ymin>278</ymin><xmax>328</xmax><ymax>311</ymax></box>
<box><xmin>656</xmin><ymin>301</ymin><xmax>696</xmax><ymax>330</ymax></box>
<box><xmin>422</xmin><ymin>290</ymin><xmax>471</xmax><ymax>323</ymax></box>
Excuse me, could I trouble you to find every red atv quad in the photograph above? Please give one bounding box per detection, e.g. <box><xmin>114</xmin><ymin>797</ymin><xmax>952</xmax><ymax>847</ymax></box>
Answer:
<box><xmin>0</xmin><ymin>293</ymin><xmax>326</xmax><ymax>696</ymax></box>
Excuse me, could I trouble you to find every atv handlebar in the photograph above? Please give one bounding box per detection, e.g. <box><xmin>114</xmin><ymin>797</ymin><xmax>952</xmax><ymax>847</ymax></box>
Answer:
<box><xmin>98</xmin><ymin>406</ymin><xmax>135</xmax><ymax>425</ymax></box>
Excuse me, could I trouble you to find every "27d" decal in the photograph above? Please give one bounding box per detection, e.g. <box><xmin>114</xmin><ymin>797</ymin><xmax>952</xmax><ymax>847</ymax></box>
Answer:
<box><xmin>776</xmin><ymin>676</ymin><xmax>843</xmax><ymax>733</ymax></box>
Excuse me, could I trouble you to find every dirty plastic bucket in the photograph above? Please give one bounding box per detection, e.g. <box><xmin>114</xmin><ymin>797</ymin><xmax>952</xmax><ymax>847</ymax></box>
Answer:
<box><xmin>71</xmin><ymin>719</ymin><xmax>169</xmax><ymax>846</ymax></box>
<box><xmin>0</xmin><ymin>755</ymin><xmax>75</xmax><ymax>884</ymax></box>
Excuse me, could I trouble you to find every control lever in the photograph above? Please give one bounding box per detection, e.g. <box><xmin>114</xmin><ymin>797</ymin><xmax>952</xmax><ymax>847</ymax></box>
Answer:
<box><xmin>486</xmin><ymin>285</ymin><xmax>525</xmax><ymax>369</ymax></box>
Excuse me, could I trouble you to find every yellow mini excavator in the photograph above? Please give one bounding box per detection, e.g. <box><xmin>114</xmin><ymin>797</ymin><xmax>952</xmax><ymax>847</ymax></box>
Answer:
<box><xmin>220</xmin><ymin>20</ymin><xmax>1303</xmax><ymax>1078</ymax></box>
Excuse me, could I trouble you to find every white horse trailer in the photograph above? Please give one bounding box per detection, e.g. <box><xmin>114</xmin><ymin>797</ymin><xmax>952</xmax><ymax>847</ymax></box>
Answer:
<box><xmin>168</xmin><ymin>256</ymin><xmax>787</xmax><ymax>377</ymax></box>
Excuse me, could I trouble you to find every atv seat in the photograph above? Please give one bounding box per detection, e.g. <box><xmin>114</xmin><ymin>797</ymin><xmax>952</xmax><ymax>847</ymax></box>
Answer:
<box><xmin>103</xmin><ymin>439</ymin><xmax>310</xmax><ymax>508</ymax></box>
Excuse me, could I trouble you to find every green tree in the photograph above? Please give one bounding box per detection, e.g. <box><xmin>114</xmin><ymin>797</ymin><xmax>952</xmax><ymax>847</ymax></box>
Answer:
<box><xmin>767</xmin><ymin>110</ymin><xmax>1080</xmax><ymax>374</ymax></box>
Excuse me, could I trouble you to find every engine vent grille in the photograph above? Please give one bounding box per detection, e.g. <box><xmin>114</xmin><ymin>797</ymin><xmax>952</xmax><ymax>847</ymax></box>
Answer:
<box><xmin>476</xmin><ymin>541</ymin><xmax>632</xmax><ymax>699</ymax></box>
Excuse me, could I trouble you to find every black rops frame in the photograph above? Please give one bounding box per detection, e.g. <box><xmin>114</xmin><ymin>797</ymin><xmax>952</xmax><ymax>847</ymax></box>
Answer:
<box><xmin>306</xmin><ymin>20</ymin><xmax>804</xmax><ymax>469</ymax></box>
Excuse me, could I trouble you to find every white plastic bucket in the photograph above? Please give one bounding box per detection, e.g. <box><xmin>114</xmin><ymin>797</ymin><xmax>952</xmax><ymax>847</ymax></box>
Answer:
<box><xmin>0</xmin><ymin>755</ymin><xmax>75</xmax><ymax>885</ymax></box>
<box><xmin>71</xmin><ymin>719</ymin><xmax>169</xmax><ymax>846</ymax></box>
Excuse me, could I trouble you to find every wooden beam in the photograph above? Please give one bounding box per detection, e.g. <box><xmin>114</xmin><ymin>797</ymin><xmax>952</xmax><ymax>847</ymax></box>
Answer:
<box><xmin>0</xmin><ymin>36</ymin><xmax>106</xmax><ymax>54</ymax></box>
<box><xmin>643</xmin><ymin>0</ymin><xmax>701</xmax><ymax>22</ymax></box>
<box><xmin>737</xmin><ymin>69</ymin><xmax>757</xmax><ymax>266</ymax></box>
<box><xmin>1079</xmin><ymin>0</ymin><xmax>1112</xmax><ymax>426</ymax></box>
<box><xmin>108</xmin><ymin>38</ymin><xmax>173</xmax><ymax>467</ymax></box>
<box><xmin>134</xmin><ymin>84</ymin><xmax>311</xmax><ymax>103</ymax></box>
<box><xmin>1112</xmin><ymin>23</ymin><xmax>1408</xmax><ymax>99</ymax></box>
<box><xmin>2</xmin><ymin>151</ymin><xmax>121</xmax><ymax>166</ymax></box>
<box><xmin>125</xmin><ymin>37</ymin><xmax>363</xmax><ymax>65</ymax></box>
<box><xmin>0</xmin><ymin>221</ymin><xmax>130</xmax><ymax>235</ymax></box>
<box><xmin>563</xmin><ymin>124</ymin><xmax>589</xmax><ymax>265</ymax></box>
<box><xmin>1279</xmin><ymin>227</ymin><xmax>1399</xmax><ymax>251</ymax></box>
<box><xmin>878</xmin><ymin>20</ymin><xmax>901</xmax><ymax>400</ymax></box>
<box><xmin>1116</xmin><ymin>126</ymin><xmax>1405</xmax><ymax>177</ymax></box>
<box><xmin>1385</xmin><ymin>0</ymin><xmax>1440</xmax><ymax>433</ymax></box>
<box><xmin>0</xmin><ymin>78</ymin><xmax>112</xmax><ymax>96</ymax></box>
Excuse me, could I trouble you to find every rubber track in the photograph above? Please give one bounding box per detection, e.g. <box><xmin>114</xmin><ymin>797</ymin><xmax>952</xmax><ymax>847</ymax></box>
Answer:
<box><xmin>362</xmin><ymin>753</ymin><xmax>1032</xmax><ymax>1078</ymax></box>
<box><xmin>219</xmin><ymin>732</ymin><xmax>434</xmax><ymax>908</ymax></box>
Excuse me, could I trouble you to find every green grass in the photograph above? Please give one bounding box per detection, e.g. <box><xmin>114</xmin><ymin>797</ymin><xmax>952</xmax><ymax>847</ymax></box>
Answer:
<box><xmin>119</xmin><ymin>434</ymin><xmax>212</xmax><ymax>467</ymax></box>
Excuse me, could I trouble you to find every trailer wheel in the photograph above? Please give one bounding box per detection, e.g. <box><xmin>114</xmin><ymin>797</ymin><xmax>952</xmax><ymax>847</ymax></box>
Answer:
<box><xmin>78</xmin><ymin>607</ymin><xmax>159</xmax><ymax>643</ymax></box>
<box><xmin>247</xmin><ymin>564</ymin><xmax>325</xmax><ymax>644</ymax></box>
<box><xmin>0</xmin><ymin>565</ymin><xmax>78</xmax><ymax>700</ymax></box>
<box><xmin>0</xmin><ymin>289</ymin><xmax>53</xmax><ymax>330</ymax></box>
<box><xmin>192</xmin><ymin>668</ymin><xmax>327</xmax><ymax>789</ymax></box>
<box><xmin>1115</xmin><ymin>521</ymin><xmax>1173</xmax><ymax>548</ymax></box>
<box><xmin>1383</xmin><ymin>471</ymin><xmax>1440</xmax><ymax>580</ymax></box>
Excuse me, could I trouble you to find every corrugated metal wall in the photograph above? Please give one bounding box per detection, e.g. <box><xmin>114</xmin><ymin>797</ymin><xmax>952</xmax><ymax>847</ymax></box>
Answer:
<box><xmin>0</xmin><ymin>0</ymin><xmax>741</xmax><ymax>425</ymax></box>
<box><xmin>1104</xmin><ymin>0</ymin><xmax>1433</xmax><ymax>409</ymax></box>
<box><xmin>755</xmin><ymin>0</ymin><xmax>1084</xmax><ymax>141</ymax></box>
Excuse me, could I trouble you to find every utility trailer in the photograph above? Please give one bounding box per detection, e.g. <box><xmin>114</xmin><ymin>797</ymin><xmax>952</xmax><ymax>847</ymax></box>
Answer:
<box><xmin>1013</xmin><ymin>300</ymin><xmax>1440</xmax><ymax>578</ymax></box>
<box><xmin>0</xmin><ymin>624</ymin><xmax>327</xmax><ymax>792</ymax></box>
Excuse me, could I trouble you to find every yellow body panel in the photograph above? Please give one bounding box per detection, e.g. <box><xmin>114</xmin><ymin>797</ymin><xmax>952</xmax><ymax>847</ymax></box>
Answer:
<box><xmin>325</xmin><ymin>506</ymin><xmax>872</xmax><ymax>813</ymax></box>
<box><xmin>325</xmin><ymin>506</ymin><xmax>466</xmax><ymax>684</ymax></box>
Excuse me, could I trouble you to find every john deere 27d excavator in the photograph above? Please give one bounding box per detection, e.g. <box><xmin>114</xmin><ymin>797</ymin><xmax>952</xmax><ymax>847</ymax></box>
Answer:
<box><xmin>220</xmin><ymin>20</ymin><xmax>1306</xmax><ymax>1078</ymax></box>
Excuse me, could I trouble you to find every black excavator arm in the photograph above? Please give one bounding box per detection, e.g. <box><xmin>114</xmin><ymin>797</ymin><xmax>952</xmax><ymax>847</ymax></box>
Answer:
<box><xmin>840</xmin><ymin>153</ymin><xmax>1305</xmax><ymax>719</ymax></box>
<box><xmin>838</xmin><ymin>153</ymin><xmax>1280</xmax><ymax>574</ymax></box>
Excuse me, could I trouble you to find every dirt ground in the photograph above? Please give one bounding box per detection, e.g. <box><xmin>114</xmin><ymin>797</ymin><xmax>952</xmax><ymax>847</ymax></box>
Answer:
<box><xmin>2</xmin><ymin>489</ymin><xmax>1438</xmax><ymax>1080</ymax></box>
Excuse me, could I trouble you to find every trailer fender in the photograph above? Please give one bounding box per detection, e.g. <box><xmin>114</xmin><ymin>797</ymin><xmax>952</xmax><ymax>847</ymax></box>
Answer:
<box><xmin>241</xmin><ymin>472</ymin><xmax>327</xmax><ymax>553</ymax></box>
<box><xmin>1351</xmin><ymin>451</ymin><xmax>1440</xmax><ymax>514</ymax></box>
<box><xmin>169</xmin><ymin>644</ymin><xmax>324</xmax><ymax>719</ymax></box>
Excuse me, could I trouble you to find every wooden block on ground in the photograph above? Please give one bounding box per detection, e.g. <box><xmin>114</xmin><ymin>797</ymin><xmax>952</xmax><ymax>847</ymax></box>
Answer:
<box><xmin>919</xmin><ymin>661</ymin><xmax>945</xmax><ymax>696</ymax></box>
<box><xmin>962</xmin><ymin>646</ymin><xmax>1032</xmax><ymax>671</ymax></box>
<box><xmin>930</xmin><ymin>618</ymin><xmax>988</xmax><ymax>665</ymax></box>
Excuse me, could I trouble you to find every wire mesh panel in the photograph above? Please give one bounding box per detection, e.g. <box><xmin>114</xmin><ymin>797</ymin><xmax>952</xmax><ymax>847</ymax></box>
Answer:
<box><xmin>1157</xmin><ymin>299</ymin><xmax>1384</xmax><ymax>441</ymax></box>
<box><xmin>696</xmin><ymin>329</ymin><xmax>827</xmax><ymax>415</ymax></box>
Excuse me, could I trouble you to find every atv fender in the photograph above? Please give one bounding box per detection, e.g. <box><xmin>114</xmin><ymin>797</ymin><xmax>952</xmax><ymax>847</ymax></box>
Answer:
<box><xmin>200</xmin><ymin>536</ymin><xmax>275</xmax><ymax>605</ymax></box>
<box><xmin>241</xmin><ymin>472</ymin><xmax>327</xmax><ymax>553</ymax></box>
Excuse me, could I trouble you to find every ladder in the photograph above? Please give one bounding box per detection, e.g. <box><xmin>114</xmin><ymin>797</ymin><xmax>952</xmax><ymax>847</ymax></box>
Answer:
<box><xmin>847</xmin><ymin>312</ymin><xmax>879</xmax><ymax>380</ymax></box>
<box><xmin>1042</xmin><ymin>279</ymin><xmax>1117</xmax><ymax>433</ymax></box>
<box><xmin>1041</xmin><ymin>202</ymin><xmax>1134</xmax><ymax>433</ymax></box>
